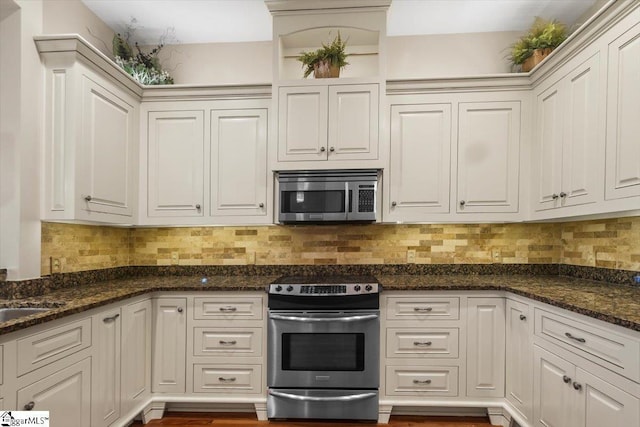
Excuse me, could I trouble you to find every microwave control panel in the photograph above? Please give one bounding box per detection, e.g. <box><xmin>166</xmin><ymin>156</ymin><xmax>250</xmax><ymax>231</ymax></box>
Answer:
<box><xmin>358</xmin><ymin>185</ymin><xmax>376</xmax><ymax>213</ymax></box>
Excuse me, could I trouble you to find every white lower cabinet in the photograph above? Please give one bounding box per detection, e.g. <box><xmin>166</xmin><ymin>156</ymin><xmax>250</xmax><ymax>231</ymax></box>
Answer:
<box><xmin>121</xmin><ymin>299</ymin><xmax>152</xmax><ymax>416</ymax></box>
<box><xmin>466</xmin><ymin>298</ymin><xmax>505</xmax><ymax>398</ymax></box>
<box><xmin>91</xmin><ymin>308</ymin><xmax>121</xmax><ymax>427</ymax></box>
<box><xmin>152</xmin><ymin>298</ymin><xmax>187</xmax><ymax>393</ymax></box>
<box><xmin>17</xmin><ymin>357</ymin><xmax>91</xmax><ymax>426</ymax></box>
<box><xmin>533</xmin><ymin>346</ymin><xmax>639</xmax><ymax>427</ymax></box>
<box><xmin>505</xmin><ymin>299</ymin><xmax>533</xmax><ymax>423</ymax></box>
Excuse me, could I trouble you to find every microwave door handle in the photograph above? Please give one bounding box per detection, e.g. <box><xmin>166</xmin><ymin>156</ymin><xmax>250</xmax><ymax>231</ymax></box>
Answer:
<box><xmin>269</xmin><ymin>314</ymin><xmax>379</xmax><ymax>322</ymax></box>
<box><xmin>345</xmin><ymin>181</ymin><xmax>350</xmax><ymax>218</ymax></box>
<box><xmin>269</xmin><ymin>390</ymin><xmax>377</xmax><ymax>402</ymax></box>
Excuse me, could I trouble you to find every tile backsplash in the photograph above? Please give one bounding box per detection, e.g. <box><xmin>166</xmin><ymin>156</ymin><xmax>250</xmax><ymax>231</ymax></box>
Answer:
<box><xmin>40</xmin><ymin>216</ymin><xmax>640</xmax><ymax>275</ymax></box>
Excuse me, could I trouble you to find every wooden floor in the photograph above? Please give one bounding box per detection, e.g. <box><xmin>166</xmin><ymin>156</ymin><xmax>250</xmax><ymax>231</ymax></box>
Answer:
<box><xmin>133</xmin><ymin>412</ymin><xmax>497</xmax><ymax>426</ymax></box>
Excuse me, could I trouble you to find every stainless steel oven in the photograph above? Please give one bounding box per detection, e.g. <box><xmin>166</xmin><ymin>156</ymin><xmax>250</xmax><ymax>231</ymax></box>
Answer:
<box><xmin>267</xmin><ymin>276</ymin><xmax>380</xmax><ymax>421</ymax></box>
<box><xmin>277</xmin><ymin>169</ymin><xmax>379</xmax><ymax>223</ymax></box>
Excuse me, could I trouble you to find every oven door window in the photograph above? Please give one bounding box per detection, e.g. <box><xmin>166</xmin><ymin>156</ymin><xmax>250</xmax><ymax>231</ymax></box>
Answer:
<box><xmin>281</xmin><ymin>190</ymin><xmax>345</xmax><ymax>214</ymax></box>
<box><xmin>282</xmin><ymin>333</ymin><xmax>364</xmax><ymax>371</ymax></box>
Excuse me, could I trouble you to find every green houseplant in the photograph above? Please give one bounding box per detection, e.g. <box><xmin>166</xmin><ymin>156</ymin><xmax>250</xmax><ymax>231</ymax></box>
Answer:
<box><xmin>510</xmin><ymin>17</ymin><xmax>568</xmax><ymax>72</ymax></box>
<box><xmin>297</xmin><ymin>32</ymin><xmax>349</xmax><ymax>78</ymax></box>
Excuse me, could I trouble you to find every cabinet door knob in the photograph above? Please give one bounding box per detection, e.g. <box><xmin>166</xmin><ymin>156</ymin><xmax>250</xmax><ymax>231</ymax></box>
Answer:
<box><xmin>24</xmin><ymin>401</ymin><xmax>35</xmax><ymax>410</ymax></box>
<box><xmin>519</xmin><ymin>314</ymin><xmax>527</xmax><ymax>321</ymax></box>
<box><xmin>573</xmin><ymin>382</ymin><xmax>582</xmax><ymax>391</ymax></box>
<box><xmin>391</xmin><ymin>201</ymin><xmax>397</xmax><ymax>207</ymax></box>
<box><xmin>563</xmin><ymin>375</ymin><xmax>572</xmax><ymax>384</ymax></box>
<box><xmin>329</xmin><ymin>146</ymin><xmax>335</xmax><ymax>152</ymax></box>
<box><xmin>259</xmin><ymin>203</ymin><xmax>264</xmax><ymax>208</ymax></box>
<box><xmin>177</xmin><ymin>307</ymin><xmax>183</xmax><ymax>313</ymax></box>
<box><xmin>320</xmin><ymin>147</ymin><xmax>326</xmax><ymax>152</ymax></box>
<box><xmin>459</xmin><ymin>200</ymin><xmax>466</xmax><ymax>206</ymax></box>
<box><xmin>195</xmin><ymin>204</ymin><xmax>201</xmax><ymax>210</ymax></box>
<box><xmin>84</xmin><ymin>195</ymin><xmax>92</xmax><ymax>202</ymax></box>
<box><xmin>552</xmin><ymin>193</ymin><xmax>559</xmax><ymax>200</ymax></box>
<box><xmin>559</xmin><ymin>192</ymin><xmax>567</xmax><ymax>198</ymax></box>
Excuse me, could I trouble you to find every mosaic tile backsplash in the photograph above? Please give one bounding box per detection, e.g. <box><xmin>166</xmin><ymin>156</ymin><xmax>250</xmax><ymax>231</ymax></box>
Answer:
<box><xmin>40</xmin><ymin>217</ymin><xmax>640</xmax><ymax>275</ymax></box>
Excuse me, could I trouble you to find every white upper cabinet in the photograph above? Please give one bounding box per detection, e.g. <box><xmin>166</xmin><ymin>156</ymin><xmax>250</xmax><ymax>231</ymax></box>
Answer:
<box><xmin>532</xmin><ymin>52</ymin><xmax>602</xmax><ymax>213</ymax></box>
<box><xmin>41</xmin><ymin>60</ymin><xmax>138</xmax><ymax>224</ymax></box>
<box><xmin>210</xmin><ymin>109</ymin><xmax>268</xmax><ymax>219</ymax></box>
<box><xmin>277</xmin><ymin>83</ymin><xmax>379</xmax><ymax>165</ymax></box>
<box><xmin>147</xmin><ymin>109</ymin><xmax>205</xmax><ymax>218</ymax></box>
<box><xmin>605</xmin><ymin>17</ymin><xmax>640</xmax><ymax>201</ymax></box>
<box><xmin>386</xmin><ymin>102</ymin><xmax>452</xmax><ymax>221</ymax></box>
<box><xmin>457</xmin><ymin>100</ymin><xmax>521</xmax><ymax>214</ymax></box>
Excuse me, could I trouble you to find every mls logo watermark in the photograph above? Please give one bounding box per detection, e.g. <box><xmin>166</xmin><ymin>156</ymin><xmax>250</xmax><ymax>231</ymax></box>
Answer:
<box><xmin>0</xmin><ymin>411</ymin><xmax>50</xmax><ymax>426</ymax></box>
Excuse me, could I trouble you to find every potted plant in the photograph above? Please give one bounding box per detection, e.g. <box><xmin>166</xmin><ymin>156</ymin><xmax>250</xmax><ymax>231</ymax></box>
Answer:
<box><xmin>297</xmin><ymin>32</ymin><xmax>349</xmax><ymax>78</ymax></box>
<box><xmin>510</xmin><ymin>17</ymin><xmax>568</xmax><ymax>72</ymax></box>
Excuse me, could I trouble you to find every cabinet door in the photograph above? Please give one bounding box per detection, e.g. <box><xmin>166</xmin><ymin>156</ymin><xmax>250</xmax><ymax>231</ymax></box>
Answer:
<box><xmin>210</xmin><ymin>109</ymin><xmax>268</xmax><ymax>218</ymax></box>
<box><xmin>605</xmin><ymin>20</ymin><xmax>640</xmax><ymax>200</ymax></box>
<box><xmin>152</xmin><ymin>298</ymin><xmax>186</xmax><ymax>393</ymax></box>
<box><xmin>457</xmin><ymin>101</ymin><xmax>520</xmax><ymax>213</ymax></box>
<box><xmin>387</xmin><ymin>103</ymin><xmax>451</xmax><ymax>221</ymax></box>
<box><xmin>147</xmin><ymin>110</ymin><xmax>205</xmax><ymax>217</ymax></box>
<box><xmin>506</xmin><ymin>300</ymin><xmax>533</xmax><ymax>422</ymax></box>
<box><xmin>575</xmin><ymin>368</ymin><xmax>639</xmax><ymax>427</ymax></box>
<box><xmin>533</xmin><ymin>346</ymin><xmax>577</xmax><ymax>427</ymax></box>
<box><xmin>92</xmin><ymin>308</ymin><xmax>121</xmax><ymax>427</ymax></box>
<box><xmin>328</xmin><ymin>84</ymin><xmax>379</xmax><ymax>160</ymax></box>
<box><xmin>278</xmin><ymin>86</ymin><xmax>328</xmax><ymax>161</ymax></box>
<box><xmin>466</xmin><ymin>298</ymin><xmax>505</xmax><ymax>397</ymax></box>
<box><xmin>561</xmin><ymin>53</ymin><xmax>601</xmax><ymax>208</ymax></box>
<box><xmin>121</xmin><ymin>299</ymin><xmax>151</xmax><ymax>414</ymax></box>
<box><xmin>533</xmin><ymin>82</ymin><xmax>564</xmax><ymax>211</ymax></box>
<box><xmin>80</xmin><ymin>76</ymin><xmax>135</xmax><ymax>217</ymax></box>
<box><xmin>17</xmin><ymin>357</ymin><xmax>91</xmax><ymax>427</ymax></box>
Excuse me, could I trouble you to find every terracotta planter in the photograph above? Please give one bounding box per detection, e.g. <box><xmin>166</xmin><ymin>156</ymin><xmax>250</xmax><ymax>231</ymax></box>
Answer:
<box><xmin>313</xmin><ymin>59</ymin><xmax>340</xmax><ymax>78</ymax></box>
<box><xmin>522</xmin><ymin>48</ymin><xmax>553</xmax><ymax>72</ymax></box>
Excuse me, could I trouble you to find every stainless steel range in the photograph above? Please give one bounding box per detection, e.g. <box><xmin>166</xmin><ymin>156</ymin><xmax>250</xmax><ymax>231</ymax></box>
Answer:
<box><xmin>267</xmin><ymin>276</ymin><xmax>381</xmax><ymax>421</ymax></box>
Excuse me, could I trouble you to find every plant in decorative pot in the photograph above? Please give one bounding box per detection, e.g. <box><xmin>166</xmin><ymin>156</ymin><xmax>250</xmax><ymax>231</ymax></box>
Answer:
<box><xmin>509</xmin><ymin>17</ymin><xmax>568</xmax><ymax>72</ymax></box>
<box><xmin>297</xmin><ymin>32</ymin><xmax>349</xmax><ymax>78</ymax></box>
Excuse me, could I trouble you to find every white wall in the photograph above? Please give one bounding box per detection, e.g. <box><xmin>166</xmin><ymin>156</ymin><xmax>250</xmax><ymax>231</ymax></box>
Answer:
<box><xmin>42</xmin><ymin>0</ymin><xmax>114</xmax><ymax>57</ymax></box>
<box><xmin>0</xmin><ymin>0</ymin><xmax>43</xmax><ymax>280</ymax></box>
<box><xmin>386</xmin><ymin>31</ymin><xmax>521</xmax><ymax>79</ymax></box>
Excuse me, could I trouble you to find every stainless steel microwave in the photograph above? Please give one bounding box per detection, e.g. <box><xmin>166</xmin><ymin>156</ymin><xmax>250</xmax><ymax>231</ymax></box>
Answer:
<box><xmin>277</xmin><ymin>169</ymin><xmax>379</xmax><ymax>223</ymax></box>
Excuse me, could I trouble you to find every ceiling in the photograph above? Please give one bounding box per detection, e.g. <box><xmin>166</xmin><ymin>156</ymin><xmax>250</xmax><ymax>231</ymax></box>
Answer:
<box><xmin>81</xmin><ymin>0</ymin><xmax>600</xmax><ymax>45</ymax></box>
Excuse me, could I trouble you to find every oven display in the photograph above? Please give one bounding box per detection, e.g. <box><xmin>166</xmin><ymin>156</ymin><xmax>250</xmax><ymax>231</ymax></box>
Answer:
<box><xmin>282</xmin><ymin>333</ymin><xmax>365</xmax><ymax>371</ymax></box>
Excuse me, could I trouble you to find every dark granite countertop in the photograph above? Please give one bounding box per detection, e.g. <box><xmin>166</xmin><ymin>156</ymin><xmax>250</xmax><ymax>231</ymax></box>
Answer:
<box><xmin>0</xmin><ymin>273</ymin><xmax>638</xmax><ymax>336</ymax></box>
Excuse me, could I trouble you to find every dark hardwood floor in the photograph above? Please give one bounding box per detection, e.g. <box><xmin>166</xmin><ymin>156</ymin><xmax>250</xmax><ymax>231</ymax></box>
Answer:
<box><xmin>132</xmin><ymin>412</ymin><xmax>497</xmax><ymax>426</ymax></box>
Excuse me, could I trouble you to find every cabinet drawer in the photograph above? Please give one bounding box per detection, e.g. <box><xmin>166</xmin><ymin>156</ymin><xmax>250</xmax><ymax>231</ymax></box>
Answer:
<box><xmin>193</xmin><ymin>327</ymin><xmax>262</xmax><ymax>357</ymax></box>
<box><xmin>17</xmin><ymin>318</ymin><xmax>92</xmax><ymax>377</ymax></box>
<box><xmin>386</xmin><ymin>328</ymin><xmax>459</xmax><ymax>358</ymax></box>
<box><xmin>193</xmin><ymin>364</ymin><xmax>262</xmax><ymax>394</ymax></box>
<box><xmin>535</xmin><ymin>308</ymin><xmax>640</xmax><ymax>381</ymax></box>
<box><xmin>193</xmin><ymin>296</ymin><xmax>263</xmax><ymax>320</ymax></box>
<box><xmin>386</xmin><ymin>297</ymin><xmax>460</xmax><ymax>320</ymax></box>
<box><xmin>385</xmin><ymin>366</ymin><xmax>458</xmax><ymax>397</ymax></box>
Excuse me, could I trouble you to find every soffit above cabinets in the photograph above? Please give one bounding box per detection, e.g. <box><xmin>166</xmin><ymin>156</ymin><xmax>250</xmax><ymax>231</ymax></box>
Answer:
<box><xmin>81</xmin><ymin>0</ymin><xmax>600</xmax><ymax>45</ymax></box>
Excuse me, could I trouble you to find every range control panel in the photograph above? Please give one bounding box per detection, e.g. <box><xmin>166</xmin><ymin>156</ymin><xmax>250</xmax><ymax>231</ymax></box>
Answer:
<box><xmin>268</xmin><ymin>282</ymin><xmax>379</xmax><ymax>296</ymax></box>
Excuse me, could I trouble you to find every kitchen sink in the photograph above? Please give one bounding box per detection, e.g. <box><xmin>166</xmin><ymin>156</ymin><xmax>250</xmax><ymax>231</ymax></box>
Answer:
<box><xmin>0</xmin><ymin>307</ymin><xmax>52</xmax><ymax>322</ymax></box>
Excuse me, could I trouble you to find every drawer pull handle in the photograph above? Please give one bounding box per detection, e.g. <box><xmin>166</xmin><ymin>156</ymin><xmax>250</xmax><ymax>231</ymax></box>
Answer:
<box><xmin>103</xmin><ymin>314</ymin><xmax>120</xmax><ymax>323</ymax></box>
<box><xmin>413</xmin><ymin>341</ymin><xmax>433</xmax><ymax>346</ymax></box>
<box><xmin>414</xmin><ymin>307</ymin><xmax>433</xmax><ymax>312</ymax></box>
<box><xmin>573</xmin><ymin>382</ymin><xmax>582</xmax><ymax>391</ymax></box>
<box><xmin>565</xmin><ymin>332</ymin><xmax>586</xmax><ymax>343</ymax></box>
<box><xmin>24</xmin><ymin>401</ymin><xmax>35</xmax><ymax>411</ymax></box>
<box><xmin>519</xmin><ymin>314</ymin><xmax>527</xmax><ymax>321</ymax></box>
<box><xmin>218</xmin><ymin>377</ymin><xmax>236</xmax><ymax>382</ymax></box>
<box><xmin>413</xmin><ymin>379</ymin><xmax>432</xmax><ymax>385</ymax></box>
<box><xmin>220</xmin><ymin>306</ymin><xmax>237</xmax><ymax>312</ymax></box>
<box><xmin>219</xmin><ymin>340</ymin><xmax>237</xmax><ymax>346</ymax></box>
<box><xmin>563</xmin><ymin>375</ymin><xmax>572</xmax><ymax>384</ymax></box>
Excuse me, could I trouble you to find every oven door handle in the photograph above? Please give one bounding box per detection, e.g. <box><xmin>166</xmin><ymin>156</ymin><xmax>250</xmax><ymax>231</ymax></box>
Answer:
<box><xmin>269</xmin><ymin>314</ymin><xmax>378</xmax><ymax>322</ymax></box>
<box><xmin>268</xmin><ymin>390</ymin><xmax>377</xmax><ymax>402</ymax></box>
